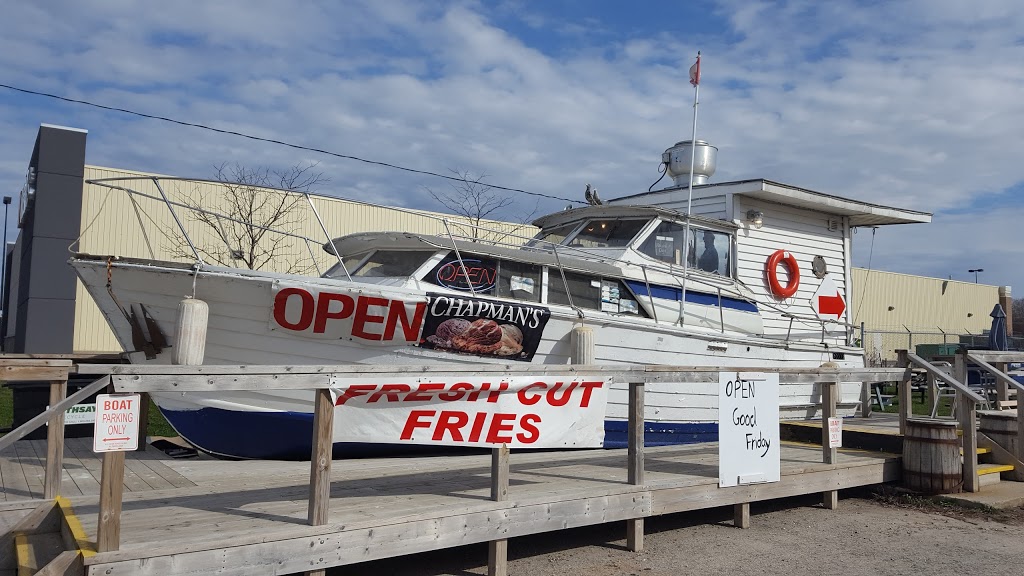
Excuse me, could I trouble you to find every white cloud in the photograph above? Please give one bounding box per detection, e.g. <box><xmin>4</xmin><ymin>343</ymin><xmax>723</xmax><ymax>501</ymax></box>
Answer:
<box><xmin>1</xmin><ymin>0</ymin><xmax>1023</xmax><ymax>291</ymax></box>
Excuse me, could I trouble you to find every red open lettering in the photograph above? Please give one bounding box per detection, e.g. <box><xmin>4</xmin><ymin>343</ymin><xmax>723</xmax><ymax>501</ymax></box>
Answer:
<box><xmin>352</xmin><ymin>296</ymin><xmax>388</xmax><ymax>340</ymax></box>
<box><xmin>273</xmin><ymin>288</ymin><xmax>314</xmax><ymax>331</ymax></box>
<box><xmin>383</xmin><ymin>301</ymin><xmax>427</xmax><ymax>341</ymax></box>
<box><xmin>313</xmin><ymin>292</ymin><xmax>354</xmax><ymax>333</ymax></box>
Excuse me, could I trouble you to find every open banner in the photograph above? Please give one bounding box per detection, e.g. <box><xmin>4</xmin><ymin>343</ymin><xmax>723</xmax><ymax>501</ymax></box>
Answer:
<box><xmin>329</xmin><ymin>376</ymin><xmax>610</xmax><ymax>448</ymax></box>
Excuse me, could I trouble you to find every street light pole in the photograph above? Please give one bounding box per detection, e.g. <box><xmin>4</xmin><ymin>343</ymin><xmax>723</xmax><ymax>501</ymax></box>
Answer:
<box><xmin>968</xmin><ymin>268</ymin><xmax>984</xmax><ymax>284</ymax></box>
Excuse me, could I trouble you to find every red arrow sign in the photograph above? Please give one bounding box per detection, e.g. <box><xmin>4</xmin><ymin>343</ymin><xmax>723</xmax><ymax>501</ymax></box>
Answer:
<box><xmin>818</xmin><ymin>292</ymin><xmax>846</xmax><ymax>316</ymax></box>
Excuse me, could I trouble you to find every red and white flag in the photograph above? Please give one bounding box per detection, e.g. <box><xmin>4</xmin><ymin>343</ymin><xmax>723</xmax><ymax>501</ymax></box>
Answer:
<box><xmin>689</xmin><ymin>53</ymin><xmax>701</xmax><ymax>87</ymax></box>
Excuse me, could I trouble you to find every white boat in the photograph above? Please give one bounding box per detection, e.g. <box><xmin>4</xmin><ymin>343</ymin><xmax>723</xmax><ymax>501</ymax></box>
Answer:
<box><xmin>71</xmin><ymin>141</ymin><xmax>930</xmax><ymax>458</ymax></box>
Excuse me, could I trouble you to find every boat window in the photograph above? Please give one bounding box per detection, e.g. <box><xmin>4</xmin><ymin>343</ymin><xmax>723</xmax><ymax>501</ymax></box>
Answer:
<box><xmin>526</xmin><ymin>223</ymin><xmax>579</xmax><ymax>249</ymax></box>
<box><xmin>322</xmin><ymin>253</ymin><xmax>372</xmax><ymax>278</ymax></box>
<box><xmin>353</xmin><ymin>250</ymin><xmax>434</xmax><ymax>277</ymax></box>
<box><xmin>496</xmin><ymin>260</ymin><xmax>542</xmax><ymax>303</ymax></box>
<box><xmin>547</xmin><ymin>271</ymin><xmax>645</xmax><ymax>316</ymax></box>
<box><xmin>638</xmin><ymin>221</ymin><xmax>688</xmax><ymax>265</ymax></box>
<box><xmin>548</xmin><ymin>270</ymin><xmax>600</xmax><ymax>310</ymax></box>
<box><xmin>692</xmin><ymin>229</ymin><xmax>731</xmax><ymax>276</ymax></box>
<box><xmin>637</xmin><ymin>222</ymin><xmax>732</xmax><ymax>277</ymax></box>
<box><xmin>567</xmin><ymin>218</ymin><xmax>649</xmax><ymax>248</ymax></box>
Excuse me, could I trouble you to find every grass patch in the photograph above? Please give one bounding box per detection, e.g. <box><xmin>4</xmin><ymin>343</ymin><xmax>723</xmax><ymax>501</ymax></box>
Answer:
<box><xmin>0</xmin><ymin>386</ymin><xmax>11</xmax><ymax>432</ymax></box>
<box><xmin>0</xmin><ymin>386</ymin><xmax>178</xmax><ymax>438</ymax></box>
<box><xmin>875</xmin><ymin>384</ymin><xmax>955</xmax><ymax>417</ymax></box>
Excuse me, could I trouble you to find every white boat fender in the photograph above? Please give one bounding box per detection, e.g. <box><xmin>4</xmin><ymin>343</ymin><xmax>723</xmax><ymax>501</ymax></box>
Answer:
<box><xmin>174</xmin><ymin>297</ymin><xmax>209</xmax><ymax>365</ymax></box>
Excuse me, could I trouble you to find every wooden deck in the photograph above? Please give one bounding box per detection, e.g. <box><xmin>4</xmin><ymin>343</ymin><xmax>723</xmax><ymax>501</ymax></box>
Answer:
<box><xmin>1</xmin><ymin>439</ymin><xmax>898</xmax><ymax>575</ymax></box>
<box><xmin>0</xmin><ymin>438</ymin><xmax>195</xmax><ymax>501</ymax></box>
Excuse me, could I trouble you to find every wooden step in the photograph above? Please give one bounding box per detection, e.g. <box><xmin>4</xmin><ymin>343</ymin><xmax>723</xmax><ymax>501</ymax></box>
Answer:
<box><xmin>961</xmin><ymin>447</ymin><xmax>991</xmax><ymax>456</ymax></box>
<box><xmin>978</xmin><ymin>463</ymin><xmax>1015</xmax><ymax>487</ymax></box>
<box><xmin>14</xmin><ymin>531</ymin><xmax>64</xmax><ymax>575</ymax></box>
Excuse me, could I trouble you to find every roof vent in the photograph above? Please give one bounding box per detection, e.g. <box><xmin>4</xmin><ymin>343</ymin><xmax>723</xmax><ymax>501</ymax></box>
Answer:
<box><xmin>661</xmin><ymin>140</ymin><xmax>717</xmax><ymax>187</ymax></box>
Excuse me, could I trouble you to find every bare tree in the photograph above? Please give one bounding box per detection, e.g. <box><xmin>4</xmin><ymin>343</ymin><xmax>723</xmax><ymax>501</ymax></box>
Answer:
<box><xmin>168</xmin><ymin>162</ymin><xmax>327</xmax><ymax>274</ymax></box>
<box><xmin>424</xmin><ymin>169</ymin><xmax>537</xmax><ymax>242</ymax></box>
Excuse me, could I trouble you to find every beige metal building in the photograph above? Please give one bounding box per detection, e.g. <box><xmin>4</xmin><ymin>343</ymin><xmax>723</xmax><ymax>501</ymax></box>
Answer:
<box><xmin>850</xmin><ymin>268</ymin><xmax>1010</xmax><ymax>364</ymax></box>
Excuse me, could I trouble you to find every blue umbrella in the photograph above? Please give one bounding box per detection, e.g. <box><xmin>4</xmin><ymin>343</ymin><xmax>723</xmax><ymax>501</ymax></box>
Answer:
<box><xmin>988</xmin><ymin>303</ymin><xmax>1008</xmax><ymax>351</ymax></box>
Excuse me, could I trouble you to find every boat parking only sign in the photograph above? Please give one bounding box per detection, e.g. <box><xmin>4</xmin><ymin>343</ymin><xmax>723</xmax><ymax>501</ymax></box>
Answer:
<box><xmin>93</xmin><ymin>394</ymin><xmax>141</xmax><ymax>452</ymax></box>
<box><xmin>718</xmin><ymin>372</ymin><xmax>780</xmax><ymax>487</ymax></box>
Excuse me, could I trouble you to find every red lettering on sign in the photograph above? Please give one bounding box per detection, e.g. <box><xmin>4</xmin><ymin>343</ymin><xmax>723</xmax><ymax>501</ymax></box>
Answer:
<box><xmin>369</xmin><ymin>384</ymin><xmax>412</xmax><ymax>403</ymax></box>
<box><xmin>273</xmin><ymin>288</ymin><xmax>315</xmax><ymax>331</ymax></box>
<box><xmin>486</xmin><ymin>382</ymin><xmax>509</xmax><ymax>403</ymax></box>
<box><xmin>352</xmin><ymin>296</ymin><xmax>388</xmax><ymax>340</ymax></box>
<box><xmin>546</xmin><ymin>382</ymin><xmax>578</xmax><ymax>406</ymax></box>
<box><xmin>313</xmin><ymin>292</ymin><xmax>354</xmax><ymax>333</ymax></box>
<box><xmin>334</xmin><ymin>385</ymin><xmax>377</xmax><ymax>406</ymax></box>
<box><xmin>577</xmin><ymin>381</ymin><xmax>604</xmax><ymax>408</ymax></box>
<box><xmin>405</xmin><ymin>383</ymin><xmax>445</xmax><ymax>402</ymax></box>
<box><xmin>102</xmin><ymin>399</ymin><xmax>134</xmax><ymax>411</ymax></box>
<box><xmin>383</xmin><ymin>301</ymin><xmax>427</xmax><ymax>341</ymax></box>
<box><xmin>438</xmin><ymin>382</ymin><xmax>474</xmax><ymax>401</ymax></box>
<box><xmin>516</xmin><ymin>414</ymin><xmax>541</xmax><ymax>444</ymax></box>
<box><xmin>400</xmin><ymin>410</ymin><xmax>436</xmax><ymax>440</ymax></box>
<box><xmin>468</xmin><ymin>412</ymin><xmax>488</xmax><ymax>442</ymax></box>
<box><xmin>486</xmin><ymin>413</ymin><xmax>516</xmax><ymax>443</ymax></box>
<box><xmin>432</xmin><ymin>411</ymin><xmax>469</xmax><ymax>441</ymax></box>
<box><xmin>517</xmin><ymin>382</ymin><xmax>546</xmax><ymax>405</ymax></box>
<box><xmin>273</xmin><ymin>288</ymin><xmax>426</xmax><ymax>342</ymax></box>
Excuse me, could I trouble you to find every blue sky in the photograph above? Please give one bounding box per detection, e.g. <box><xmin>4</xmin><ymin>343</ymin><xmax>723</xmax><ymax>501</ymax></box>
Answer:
<box><xmin>2</xmin><ymin>0</ymin><xmax>1023</xmax><ymax>293</ymax></box>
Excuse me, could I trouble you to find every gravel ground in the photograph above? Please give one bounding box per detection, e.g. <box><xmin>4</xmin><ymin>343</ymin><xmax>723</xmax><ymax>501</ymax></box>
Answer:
<box><xmin>333</xmin><ymin>490</ymin><xmax>1024</xmax><ymax>576</ymax></box>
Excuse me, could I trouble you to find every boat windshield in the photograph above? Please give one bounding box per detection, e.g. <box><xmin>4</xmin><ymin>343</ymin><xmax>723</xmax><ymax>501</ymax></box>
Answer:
<box><xmin>566</xmin><ymin>218</ymin><xmax>650</xmax><ymax>248</ymax></box>
<box><xmin>637</xmin><ymin>221</ymin><xmax>732</xmax><ymax>276</ymax></box>
<box><xmin>525</xmin><ymin>223</ymin><xmax>579</xmax><ymax>249</ymax></box>
<box><xmin>324</xmin><ymin>250</ymin><xmax>434</xmax><ymax>278</ymax></box>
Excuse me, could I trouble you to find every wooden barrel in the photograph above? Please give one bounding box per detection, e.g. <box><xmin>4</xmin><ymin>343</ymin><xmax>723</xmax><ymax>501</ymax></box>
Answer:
<box><xmin>979</xmin><ymin>410</ymin><xmax>1018</xmax><ymax>455</ymax></box>
<box><xmin>902</xmin><ymin>418</ymin><xmax>962</xmax><ymax>494</ymax></box>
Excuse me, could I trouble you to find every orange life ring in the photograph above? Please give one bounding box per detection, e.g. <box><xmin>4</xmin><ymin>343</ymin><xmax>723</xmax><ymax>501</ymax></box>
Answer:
<box><xmin>766</xmin><ymin>250</ymin><xmax>800</xmax><ymax>298</ymax></box>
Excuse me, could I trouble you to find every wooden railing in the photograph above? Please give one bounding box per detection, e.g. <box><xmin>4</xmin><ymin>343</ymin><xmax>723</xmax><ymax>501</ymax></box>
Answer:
<box><xmin>12</xmin><ymin>362</ymin><xmax>906</xmax><ymax>575</ymax></box>
<box><xmin>965</xmin><ymin>350</ymin><xmax>1024</xmax><ymax>466</ymax></box>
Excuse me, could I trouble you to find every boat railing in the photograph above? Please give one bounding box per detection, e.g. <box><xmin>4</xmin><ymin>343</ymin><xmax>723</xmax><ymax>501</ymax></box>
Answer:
<box><xmin>82</xmin><ymin>176</ymin><xmax>844</xmax><ymax>342</ymax></box>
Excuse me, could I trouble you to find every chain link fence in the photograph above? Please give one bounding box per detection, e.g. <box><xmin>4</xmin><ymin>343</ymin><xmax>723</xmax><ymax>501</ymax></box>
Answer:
<box><xmin>858</xmin><ymin>327</ymin><xmax>1024</xmax><ymax>367</ymax></box>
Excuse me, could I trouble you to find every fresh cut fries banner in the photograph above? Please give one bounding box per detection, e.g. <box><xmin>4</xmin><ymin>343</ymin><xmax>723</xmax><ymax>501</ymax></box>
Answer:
<box><xmin>329</xmin><ymin>376</ymin><xmax>610</xmax><ymax>448</ymax></box>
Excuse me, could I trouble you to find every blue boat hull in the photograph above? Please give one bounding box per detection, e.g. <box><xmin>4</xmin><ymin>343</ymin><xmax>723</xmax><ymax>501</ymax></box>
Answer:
<box><xmin>158</xmin><ymin>406</ymin><xmax>719</xmax><ymax>460</ymax></box>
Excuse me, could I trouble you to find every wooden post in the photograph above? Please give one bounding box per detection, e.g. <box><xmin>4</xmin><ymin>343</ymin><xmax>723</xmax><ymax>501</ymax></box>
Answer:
<box><xmin>306</xmin><ymin>388</ymin><xmax>335</xmax><ymax>576</ymax></box>
<box><xmin>896</xmin><ymin>350</ymin><xmax>911</xmax><ymax>434</ymax></box>
<box><xmin>1017</xmin><ymin>391</ymin><xmax>1024</xmax><ymax>463</ymax></box>
<box><xmin>96</xmin><ymin>451</ymin><xmax>126</xmax><ymax>552</ymax></box>
<box><xmin>957</xmin><ymin>391</ymin><xmax>979</xmax><ymax>493</ymax></box>
<box><xmin>925</xmin><ymin>372</ymin><xmax>936</xmax><ymax>417</ymax></box>
<box><xmin>733</xmin><ymin>503</ymin><xmax>750</xmax><ymax>529</ymax></box>
<box><xmin>859</xmin><ymin>380</ymin><xmax>871</xmax><ymax>418</ymax></box>
<box><xmin>488</xmin><ymin>444</ymin><xmax>510</xmax><ymax>576</ymax></box>
<box><xmin>820</xmin><ymin>367</ymin><xmax>839</xmax><ymax>510</ymax></box>
<box><xmin>307</xmin><ymin>388</ymin><xmax>334</xmax><ymax>526</ymax></box>
<box><xmin>626</xmin><ymin>382</ymin><xmax>644</xmax><ymax>552</ymax></box>
<box><xmin>44</xmin><ymin>379</ymin><xmax>68</xmax><ymax>500</ymax></box>
<box><xmin>996</xmin><ymin>362</ymin><xmax>1008</xmax><ymax>404</ymax></box>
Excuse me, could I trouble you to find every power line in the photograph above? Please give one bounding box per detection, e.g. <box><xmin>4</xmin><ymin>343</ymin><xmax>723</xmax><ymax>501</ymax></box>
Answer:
<box><xmin>0</xmin><ymin>83</ymin><xmax>582</xmax><ymax>206</ymax></box>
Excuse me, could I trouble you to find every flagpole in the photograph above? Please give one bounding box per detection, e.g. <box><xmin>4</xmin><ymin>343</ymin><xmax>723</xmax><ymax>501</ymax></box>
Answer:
<box><xmin>680</xmin><ymin>51</ymin><xmax>701</xmax><ymax>326</ymax></box>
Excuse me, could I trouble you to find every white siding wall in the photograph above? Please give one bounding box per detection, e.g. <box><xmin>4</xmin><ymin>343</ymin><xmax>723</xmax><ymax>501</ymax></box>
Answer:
<box><xmin>733</xmin><ymin>199</ymin><xmax>849</xmax><ymax>344</ymax></box>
